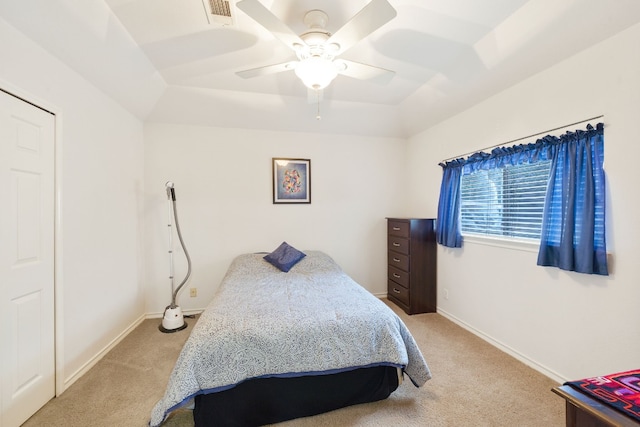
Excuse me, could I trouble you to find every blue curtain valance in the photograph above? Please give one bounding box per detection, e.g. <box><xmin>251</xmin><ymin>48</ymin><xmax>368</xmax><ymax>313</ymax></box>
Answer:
<box><xmin>439</xmin><ymin>123</ymin><xmax>603</xmax><ymax>175</ymax></box>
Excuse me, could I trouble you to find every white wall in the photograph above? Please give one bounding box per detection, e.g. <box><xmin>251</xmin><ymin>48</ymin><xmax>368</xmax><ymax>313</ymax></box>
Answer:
<box><xmin>0</xmin><ymin>18</ymin><xmax>146</xmax><ymax>388</ymax></box>
<box><xmin>406</xmin><ymin>23</ymin><xmax>640</xmax><ymax>382</ymax></box>
<box><xmin>144</xmin><ymin>124</ymin><xmax>407</xmax><ymax>314</ymax></box>
<box><xmin>4</xmin><ymin>2</ymin><xmax>637</xmax><ymax>395</ymax></box>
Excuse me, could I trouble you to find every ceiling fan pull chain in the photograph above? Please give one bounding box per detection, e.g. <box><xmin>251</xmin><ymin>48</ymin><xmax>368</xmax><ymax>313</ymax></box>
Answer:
<box><xmin>316</xmin><ymin>90</ymin><xmax>322</xmax><ymax>120</ymax></box>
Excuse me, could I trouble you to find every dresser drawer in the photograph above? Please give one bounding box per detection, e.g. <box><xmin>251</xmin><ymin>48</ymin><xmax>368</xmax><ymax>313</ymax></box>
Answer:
<box><xmin>388</xmin><ymin>265</ymin><xmax>409</xmax><ymax>288</ymax></box>
<box><xmin>388</xmin><ymin>280</ymin><xmax>409</xmax><ymax>305</ymax></box>
<box><xmin>388</xmin><ymin>251</ymin><xmax>409</xmax><ymax>272</ymax></box>
<box><xmin>388</xmin><ymin>236</ymin><xmax>409</xmax><ymax>254</ymax></box>
<box><xmin>387</xmin><ymin>221</ymin><xmax>409</xmax><ymax>238</ymax></box>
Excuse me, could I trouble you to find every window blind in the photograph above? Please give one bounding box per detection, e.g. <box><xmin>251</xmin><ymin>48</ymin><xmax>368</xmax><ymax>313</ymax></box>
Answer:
<box><xmin>460</xmin><ymin>160</ymin><xmax>551</xmax><ymax>240</ymax></box>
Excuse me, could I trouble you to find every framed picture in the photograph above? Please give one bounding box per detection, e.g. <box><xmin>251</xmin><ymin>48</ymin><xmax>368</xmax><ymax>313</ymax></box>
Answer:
<box><xmin>272</xmin><ymin>158</ymin><xmax>311</xmax><ymax>204</ymax></box>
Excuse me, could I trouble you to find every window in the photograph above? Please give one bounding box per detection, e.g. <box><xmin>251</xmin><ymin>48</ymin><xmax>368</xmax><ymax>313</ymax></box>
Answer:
<box><xmin>460</xmin><ymin>160</ymin><xmax>551</xmax><ymax>241</ymax></box>
<box><xmin>436</xmin><ymin>122</ymin><xmax>607</xmax><ymax>275</ymax></box>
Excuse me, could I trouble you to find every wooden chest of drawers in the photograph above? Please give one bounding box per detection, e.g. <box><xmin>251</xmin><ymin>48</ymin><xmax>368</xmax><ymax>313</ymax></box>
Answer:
<box><xmin>386</xmin><ymin>218</ymin><xmax>437</xmax><ymax>315</ymax></box>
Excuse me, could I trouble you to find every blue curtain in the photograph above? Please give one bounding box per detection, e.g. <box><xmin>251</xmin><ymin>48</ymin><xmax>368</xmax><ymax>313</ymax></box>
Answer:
<box><xmin>537</xmin><ymin>123</ymin><xmax>607</xmax><ymax>275</ymax></box>
<box><xmin>436</xmin><ymin>159</ymin><xmax>463</xmax><ymax>248</ymax></box>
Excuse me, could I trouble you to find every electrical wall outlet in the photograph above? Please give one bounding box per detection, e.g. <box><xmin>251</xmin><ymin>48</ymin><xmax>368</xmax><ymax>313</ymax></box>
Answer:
<box><xmin>190</xmin><ymin>288</ymin><xmax>197</xmax><ymax>297</ymax></box>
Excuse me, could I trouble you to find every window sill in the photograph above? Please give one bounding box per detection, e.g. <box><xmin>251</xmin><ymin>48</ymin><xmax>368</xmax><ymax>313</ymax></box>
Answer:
<box><xmin>462</xmin><ymin>234</ymin><xmax>539</xmax><ymax>253</ymax></box>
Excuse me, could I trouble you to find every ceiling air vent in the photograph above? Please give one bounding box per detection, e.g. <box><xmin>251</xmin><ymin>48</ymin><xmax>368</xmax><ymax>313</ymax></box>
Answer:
<box><xmin>202</xmin><ymin>0</ymin><xmax>234</xmax><ymax>26</ymax></box>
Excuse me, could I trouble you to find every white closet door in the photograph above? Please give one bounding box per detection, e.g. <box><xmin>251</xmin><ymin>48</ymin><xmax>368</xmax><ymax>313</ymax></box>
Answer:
<box><xmin>0</xmin><ymin>90</ymin><xmax>55</xmax><ymax>427</ymax></box>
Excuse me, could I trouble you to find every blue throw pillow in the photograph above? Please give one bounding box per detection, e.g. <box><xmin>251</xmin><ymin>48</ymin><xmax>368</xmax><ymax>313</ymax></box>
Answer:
<box><xmin>263</xmin><ymin>242</ymin><xmax>306</xmax><ymax>272</ymax></box>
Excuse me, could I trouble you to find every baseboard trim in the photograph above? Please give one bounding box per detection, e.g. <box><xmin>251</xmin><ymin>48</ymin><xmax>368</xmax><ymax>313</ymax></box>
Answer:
<box><xmin>437</xmin><ymin>308</ymin><xmax>567</xmax><ymax>384</ymax></box>
<box><xmin>62</xmin><ymin>313</ymin><xmax>146</xmax><ymax>392</ymax></box>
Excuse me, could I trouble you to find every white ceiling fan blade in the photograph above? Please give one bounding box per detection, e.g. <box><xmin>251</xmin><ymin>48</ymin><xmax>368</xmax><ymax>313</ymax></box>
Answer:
<box><xmin>326</xmin><ymin>0</ymin><xmax>397</xmax><ymax>56</ymax></box>
<box><xmin>335</xmin><ymin>59</ymin><xmax>395</xmax><ymax>85</ymax></box>
<box><xmin>236</xmin><ymin>61</ymin><xmax>298</xmax><ymax>79</ymax></box>
<box><xmin>236</xmin><ymin>0</ymin><xmax>305</xmax><ymax>50</ymax></box>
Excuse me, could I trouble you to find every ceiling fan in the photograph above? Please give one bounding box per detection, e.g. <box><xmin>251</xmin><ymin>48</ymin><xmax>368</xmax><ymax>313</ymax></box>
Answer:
<box><xmin>235</xmin><ymin>0</ymin><xmax>397</xmax><ymax>93</ymax></box>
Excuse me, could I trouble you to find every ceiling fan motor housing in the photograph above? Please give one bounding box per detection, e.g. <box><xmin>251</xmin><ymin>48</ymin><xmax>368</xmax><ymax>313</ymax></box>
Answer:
<box><xmin>298</xmin><ymin>10</ymin><xmax>339</xmax><ymax>59</ymax></box>
<box><xmin>303</xmin><ymin>10</ymin><xmax>329</xmax><ymax>30</ymax></box>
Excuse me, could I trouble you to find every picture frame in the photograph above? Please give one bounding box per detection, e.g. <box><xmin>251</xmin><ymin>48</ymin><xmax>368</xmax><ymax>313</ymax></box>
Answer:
<box><xmin>272</xmin><ymin>158</ymin><xmax>311</xmax><ymax>204</ymax></box>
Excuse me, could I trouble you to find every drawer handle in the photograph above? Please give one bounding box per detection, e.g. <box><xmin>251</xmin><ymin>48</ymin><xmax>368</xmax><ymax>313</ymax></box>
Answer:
<box><xmin>392</xmin><ymin>227</ymin><xmax>401</xmax><ymax>231</ymax></box>
<box><xmin>393</xmin><ymin>258</ymin><xmax>400</xmax><ymax>263</ymax></box>
<box><xmin>393</xmin><ymin>273</ymin><xmax>401</xmax><ymax>278</ymax></box>
<box><xmin>393</xmin><ymin>288</ymin><xmax>401</xmax><ymax>294</ymax></box>
<box><xmin>392</xmin><ymin>242</ymin><xmax>400</xmax><ymax>247</ymax></box>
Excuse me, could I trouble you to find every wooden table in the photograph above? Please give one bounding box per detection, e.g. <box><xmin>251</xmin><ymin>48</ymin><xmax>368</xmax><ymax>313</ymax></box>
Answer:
<box><xmin>552</xmin><ymin>385</ymin><xmax>639</xmax><ymax>427</ymax></box>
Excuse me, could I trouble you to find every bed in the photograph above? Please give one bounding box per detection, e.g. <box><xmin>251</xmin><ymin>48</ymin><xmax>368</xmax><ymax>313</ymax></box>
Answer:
<box><xmin>150</xmin><ymin>250</ymin><xmax>432</xmax><ymax>426</ymax></box>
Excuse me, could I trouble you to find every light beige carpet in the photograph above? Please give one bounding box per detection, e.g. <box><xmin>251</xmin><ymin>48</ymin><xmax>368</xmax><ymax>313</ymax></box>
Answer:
<box><xmin>23</xmin><ymin>301</ymin><xmax>564</xmax><ymax>426</ymax></box>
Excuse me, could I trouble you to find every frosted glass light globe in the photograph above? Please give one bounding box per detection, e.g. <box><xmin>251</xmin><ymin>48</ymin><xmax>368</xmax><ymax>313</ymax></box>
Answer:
<box><xmin>294</xmin><ymin>57</ymin><xmax>338</xmax><ymax>90</ymax></box>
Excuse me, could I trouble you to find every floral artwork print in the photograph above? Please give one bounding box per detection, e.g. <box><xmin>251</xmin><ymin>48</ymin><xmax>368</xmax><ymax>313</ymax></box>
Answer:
<box><xmin>282</xmin><ymin>169</ymin><xmax>302</xmax><ymax>194</ymax></box>
<box><xmin>273</xmin><ymin>158</ymin><xmax>310</xmax><ymax>203</ymax></box>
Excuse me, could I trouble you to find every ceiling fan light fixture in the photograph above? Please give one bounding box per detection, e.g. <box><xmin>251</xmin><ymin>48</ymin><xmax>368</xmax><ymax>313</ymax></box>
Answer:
<box><xmin>294</xmin><ymin>56</ymin><xmax>338</xmax><ymax>90</ymax></box>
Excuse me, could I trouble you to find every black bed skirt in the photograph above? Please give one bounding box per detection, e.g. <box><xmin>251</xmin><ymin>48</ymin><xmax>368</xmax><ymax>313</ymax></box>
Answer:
<box><xmin>193</xmin><ymin>365</ymin><xmax>400</xmax><ymax>426</ymax></box>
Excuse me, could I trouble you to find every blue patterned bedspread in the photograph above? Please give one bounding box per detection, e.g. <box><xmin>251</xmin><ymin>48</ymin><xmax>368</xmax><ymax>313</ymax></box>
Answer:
<box><xmin>150</xmin><ymin>251</ymin><xmax>431</xmax><ymax>426</ymax></box>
